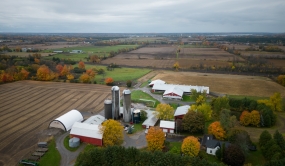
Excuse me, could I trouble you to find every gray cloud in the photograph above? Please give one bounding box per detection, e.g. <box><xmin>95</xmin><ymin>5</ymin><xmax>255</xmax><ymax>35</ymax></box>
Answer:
<box><xmin>0</xmin><ymin>0</ymin><xmax>284</xmax><ymax>33</ymax></box>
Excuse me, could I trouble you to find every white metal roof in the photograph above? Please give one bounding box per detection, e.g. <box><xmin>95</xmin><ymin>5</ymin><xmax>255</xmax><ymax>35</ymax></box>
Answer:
<box><xmin>163</xmin><ymin>86</ymin><xmax>184</xmax><ymax>98</ymax></box>
<box><xmin>142</xmin><ymin>110</ymin><xmax>158</xmax><ymax>127</ymax></box>
<box><xmin>149</xmin><ymin>79</ymin><xmax>165</xmax><ymax>86</ymax></box>
<box><xmin>160</xmin><ymin>120</ymin><xmax>175</xmax><ymax>129</ymax></box>
<box><xmin>53</xmin><ymin>109</ymin><xmax>83</xmax><ymax>131</ymax></box>
<box><xmin>152</xmin><ymin>83</ymin><xmax>209</xmax><ymax>94</ymax></box>
<box><xmin>174</xmin><ymin>105</ymin><xmax>190</xmax><ymax>116</ymax></box>
<box><xmin>83</xmin><ymin>115</ymin><xmax>105</xmax><ymax>125</ymax></box>
<box><xmin>70</xmin><ymin>122</ymin><xmax>103</xmax><ymax>139</ymax></box>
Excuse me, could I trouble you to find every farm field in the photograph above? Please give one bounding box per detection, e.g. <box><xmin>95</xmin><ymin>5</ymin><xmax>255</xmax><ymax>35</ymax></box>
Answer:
<box><xmin>101</xmin><ymin>58</ymin><xmax>231</xmax><ymax>69</ymax></box>
<box><xmin>3</xmin><ymin>52</ymin><xmax>55</xmax><ymax>57</ymax></box>
<box><xmin>83</xmin><ymin>64</ymin><xmax>152</xmax><ymax>84</ymax></box>
<box><xmin>0</xmin><ymin>80</ymin><xmax>113</xmax><ymax>166</ymax></box>
<box><xmin>101</xmin><ymin>46</ymin><xmax>244</xmax><ymax>68</ymax></box>
<box><xmin>240</xmin><ymin>50</ymin><xmax>285</xmax><ymax>58</ymax></box>
<box><xmin>222</xmin><ymin>44</ymin><xmax>255</xmax><ymax>50</ymax></box>
<box><xmin>6</xmin><ymin>42</ymin><xmax>84</xmax><ymax>50</ymax></box>
<box><xmin>44</xmin><ymin>45</ymin><xmax>138</xmax><ymax>62</ymax></box>
<box><xmin>150</xmin><ymin>70</ymin><xmax>285</xmax><ymax>97</ymax></box>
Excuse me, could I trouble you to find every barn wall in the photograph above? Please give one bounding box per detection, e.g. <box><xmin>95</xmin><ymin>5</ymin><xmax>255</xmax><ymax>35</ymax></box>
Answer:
<box><xmin>70</xmin><ymin>134</ymin><xmax>102</xmax><ymax>146</ymax></box>
<box><xmin>175</xmin><ymin>115</ymin><xmax>184</xmax><ymax>120</ymax></box>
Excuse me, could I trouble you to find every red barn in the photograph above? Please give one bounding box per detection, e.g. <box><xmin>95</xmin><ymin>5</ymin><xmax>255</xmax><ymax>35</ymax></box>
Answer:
<box><xmin>70</xmin><ymin>122</ymin><xmax>103</xmax><ymax>146</ymax></box>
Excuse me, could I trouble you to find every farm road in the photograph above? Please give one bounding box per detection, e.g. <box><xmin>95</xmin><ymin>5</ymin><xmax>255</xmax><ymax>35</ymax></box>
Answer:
<box><xmin>56</xmin><ymin>132</ymin><xmax>86</xmax><ymax>166</ymax></box>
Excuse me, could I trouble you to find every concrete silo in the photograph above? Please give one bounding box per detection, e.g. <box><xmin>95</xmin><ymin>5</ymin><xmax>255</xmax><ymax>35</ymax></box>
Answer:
<box><xmin>111</xmin><ymin>86</ymin><xmax>120</xmax><ymax>120</ymax></box>
<box><xmin>104</xmin><ymin>99</ymin><xmax>112</xmax><ymax>119</ymax></box>
<box><xmin>123</xmin><ymin>89</ymin><xmax>131</xmax><ymax>122</ymax></box>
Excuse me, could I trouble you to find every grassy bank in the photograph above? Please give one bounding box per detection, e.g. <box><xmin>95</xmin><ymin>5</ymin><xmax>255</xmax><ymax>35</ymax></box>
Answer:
<box><xmin>131</xmin><ymin>90</ymin><xmax>160</xmax><ymax>107</ymax></box>
<box><xmin>39</xmin><ymin>139</ymin><xmax>61</xmax><ymax>166</ymax></box>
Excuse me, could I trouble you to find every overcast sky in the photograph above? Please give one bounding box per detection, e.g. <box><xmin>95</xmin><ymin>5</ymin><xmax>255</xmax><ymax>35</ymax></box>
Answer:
<box><xmin>0</xmin><ymin>0</ymin><xmax>284</xmax><ymax>33</ymax></box>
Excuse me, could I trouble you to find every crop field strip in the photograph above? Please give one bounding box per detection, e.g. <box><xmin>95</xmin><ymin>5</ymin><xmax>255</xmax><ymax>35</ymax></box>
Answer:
<box><xmin>0</xmin><ymin>89</ymin><xmax>79</xmax><ymax>145</ymax></box>
<box><xmin>0</xmin><ymin>88</ymin><xmax>62</xmax><ymax>125</ymax></box>
<box><xmin>0</xmin><ymin>81</ymin><xmax>112</xmax><ymax>162</ymax></box>
<box><xmin>0</xmin><ymin>90</ymin><xmax>82</xmax><ymax>152</ymax></box>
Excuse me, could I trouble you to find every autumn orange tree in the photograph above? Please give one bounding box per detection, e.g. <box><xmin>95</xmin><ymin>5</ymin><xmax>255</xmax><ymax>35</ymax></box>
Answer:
<box><xmin>155</xmin><ymin>103</ymin><xmax>174</xmax><ymax>120</ymax></box>
<box><xmin>240</xmin><ymin>111</ymin><xmax>251</xmax><ymax>126</ymax></box>
<box><xmin>277</xmin><ymin>75</ymin><xmax>285</xmax><ymax>86</ymax></box>
<box><xmin>66</xmin><ymin>74</ymin><xmax>74</xmax><ymax>81</ymax></box>
<box><xmin>105</xmin><ymin>77</ymin><xmax>114</xmax><ymax>86</ymax></box>
<box><xmin>78</xmin><ymin>61</ymin><xmax>85</xmax><ymax>69</ymax></box>
<box><xmin>100</xmin><ymin>119</ymin><xmax>123</xmax><ymax>146</ymax></box>
<box><xmin>36</xmin><ymin>65</ymin><xmax>56</xmax><ymax>81</ymax></box>
<box><xmin>56</xmin><ymin>64</ymin><xmax>63</xmax><ymax>74</ymax></box>
<box><xmin>79</xmin><ymin>73</ymin><xmax>91</xmax><ymax>83</ymax></box>
<box><xmin>208</xmin><ymin>121</ymin><xmax>226</xmax><ymax>140</ymax></box>
<box><xmin>181</xmin><ymin>136</ymin><xmax>200</xmax><ymax>157</ymax></box>
<box><xmin>146</xmin><ymin>126</ymin><xmax>165</xmax><ymax>152</ymax></box>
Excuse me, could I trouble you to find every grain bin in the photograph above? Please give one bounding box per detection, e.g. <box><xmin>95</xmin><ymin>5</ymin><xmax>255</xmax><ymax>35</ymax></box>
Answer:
<box><xmin>123</xmin><ymin>89</ymin><xmax>131</xmax><ymax>122</ymax></box>
<box><xmin>111</xmin><ymin>86</ymin><xmax>120</xmax><ymax>120</ymax></box>
<box><xmin>69</xmin><ymin>137</ymin><xmax>80</xmax><ymax>148</ymax></box>
<box><xmin>132</xmin><ymin>109</ymin><xmax>141</xmax><ymax>124</ymax></box>
<box><xmin>104</xmin><ymin>99</ymin><xmax>112</xmax><ymax>119</ymax></box>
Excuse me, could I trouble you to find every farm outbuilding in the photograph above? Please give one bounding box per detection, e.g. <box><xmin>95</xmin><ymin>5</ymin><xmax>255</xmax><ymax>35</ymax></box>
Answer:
<box><xmin>148</xmin><ymin>79</ymin><xmax>165</xmax><ymax>87</ymax></box>
<box><xmin>142</xmin><ymin>110</ymin><xmax>158</xmax><ymax>129</ymax></box>
<box><xmin>152</xmin><ymin>83</ymin><xmax>209</xmax><ymax>95</ymax></box>
<box><xmin>70</xmin><ymin>122</ymin><xmax>103</xmax><ymax>146</ymax></box>
<box><xmin>69</xmin><ymin>115</ymin><xmax>105</xmax><ymax>146</ymax></box>
<box><xmin>49</xmin><ymin>109</ymin><xmax>83</xmax><ymax>131</ymax></box>
<box><xmin>160</xmin><ymin>120</ymin><xmax>175</xmax><ymax>133</ymax></box>
<box><xmin>174</xmin><ymin>105</ymin><xmax>190</xmax><ymax>120</ymax></box>
<box><xmin>163</xmin><ymin>86</ymin><xmax>184</xmax><ymax>100</ymax></box>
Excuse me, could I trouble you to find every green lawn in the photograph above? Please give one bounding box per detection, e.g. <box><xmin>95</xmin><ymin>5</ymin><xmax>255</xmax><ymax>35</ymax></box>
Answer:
<box><xmin>131</xmin><ymin>90</ymin><xmax>160</xmax><ymax>107</ymax></box>
<box><xmin>44</xmin><ymin>45</ymin><xmax>139</xmax><ymax>61</ymax></box>
<box><xmin>79</xmin><ymin>64</ymin><xmax>151</xmax><ymax>84</ymax></box>
<box><xmin>182</xmin><ymin>95</ymin><xmax>196</xmax><ymax>102</ymax></box>
<box><xmin>132</xmin><ymin>122</ymin><xmax>144</xmax><ymax>133</ymax></box>
<box><xmin>64</xmin><ymin>136</ymin><xmax>80</xmax><ymax>152</ymax></box>
<box><xmin>245</xmin><ymin>146</ymin><xmax>266</xmax><ymax>166</ymax></box>
<box><xmin>39</xmin><ymin>139</ymin><xmax>61</xmax><ymax>166</ymax></box>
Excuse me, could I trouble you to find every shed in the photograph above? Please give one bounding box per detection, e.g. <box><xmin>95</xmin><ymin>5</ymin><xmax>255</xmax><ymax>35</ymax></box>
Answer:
<box><xmin>148</xmin><ymin>79</ymin><xmax>165</xmax><ymax>87</ymax></box>
<box><xmin>49</xmin><ymin>109</ymin><xmax>83</xmax><ymax>131</ymax></box>
<box><xmin>70</xmin><ymin>122</ymin><xmax>103</xmax><ymax>146</ymax></box>
<box><xmin>142</xmin><ymin>110</ymin><xmax>158</xmax><ymax>128</ymax></box>
<box><xmin>174</xmin><ymin>105</ymin><xmax>190</xmax><ymax>120</ymax></box>
<box><xmin>159</xmin><ymin>120</ymin><xmax>175</xmax><ymax>133</ymax></box>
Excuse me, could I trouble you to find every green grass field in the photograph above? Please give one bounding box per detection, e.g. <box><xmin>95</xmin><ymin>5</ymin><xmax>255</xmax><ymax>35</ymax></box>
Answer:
<box><xmin>131</xmin><ymin>90</ymin><xmax>160</xmax><ymax>107</ymax></box>
<box><xmin>44</xmin><ymin>45</ymin><xmax>138</xmax><ymax>62</ymax></box>
<box><xmin>64</xmin><ymin>136</ymin><xmax>80</xmax><ymax>152</ymax></box>
<box><xmin>82</xmin><ymin>64</ymin><xmax>151</xmax><ymax>84</ymax></box>
<box><xmin>39</xmin><ymin>139</ymin><xmax>61</xmax><ymax>166</ymax></box>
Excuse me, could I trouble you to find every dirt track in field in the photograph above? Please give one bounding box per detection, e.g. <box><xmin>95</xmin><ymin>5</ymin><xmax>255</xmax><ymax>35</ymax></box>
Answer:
<box><xmin>151</xmin><ymin>70</ymin><xmax>285</xmax><ymax>97</ymax></box>
<box><xmin>0</xmin><ymin>81</ymin><xmax>112</xmax><ymax>166</ymax></box>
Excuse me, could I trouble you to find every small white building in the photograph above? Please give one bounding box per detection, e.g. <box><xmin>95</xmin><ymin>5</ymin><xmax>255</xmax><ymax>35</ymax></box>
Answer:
<box><xmin>201</xmin><ymin>135</ymin><xmax>231</xmax><ymax>155</ymax></box>
<box><xmin>70</xmin><ymin>50</ymin><xmax>83</xmax><ymax>53</ymax></box>
<box><xmin>149</xmin><ymin>79</ymin><xmax>165</xmax><ymax>87</ymax></box>
<box><xmin>159</xmin><ymin>120</ymin><xmax>175</xmax><ymax>133</ymax></box>
<box><xmin>49</xmin><ymin>109</ymin><xmax>83</xmax><ymax>131</ymax></box>
<box><xmin>142</xmin><ymin>110</ymin><xmax>158</xmax><ymax>128</ymax></box>
<box><xmin>163</xmin><ymin>86</ymin><xmax>184</xmax><ymax>100</ymax></box>
<box><xmin>53</xmin><ymin>51</ymin><xmax>63</xmax><ymax>53</ymax></box>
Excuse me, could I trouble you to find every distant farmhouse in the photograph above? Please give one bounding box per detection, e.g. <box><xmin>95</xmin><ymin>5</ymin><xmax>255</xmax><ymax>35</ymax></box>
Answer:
<box><xmin>149</xmin><ymin>79</ymin><xmax>209</xmax><ymax>100</ymax></box>
<box><xmin>70</xmin><ymin>50</ymin><xmax>83</xmax><ymax>53</ymax></box>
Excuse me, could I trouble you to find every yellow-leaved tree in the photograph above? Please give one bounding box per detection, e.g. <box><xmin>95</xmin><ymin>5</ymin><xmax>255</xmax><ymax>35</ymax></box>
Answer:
<box><xmin>258</xmin><ymin>92</ymin><xmax>282</xmax><ymax>112</ymax></box>
<box><xmin>181</xmin><ymin>136</ymin><xmax>200</xmax><ymax>157</ymax></box>
<box><xmin>100</xmin><ymin>119</ymin><xmax>123</xmax><ymax>147</ymax></box>
<box><xmin>155</xmin><ymin>103</ymin><xmax>174</xmax><ymax>120</ymax></box>
<box><xmin>145</xmin><ymin>126</ymin><xmax>165</xmax><ymax>152</ymax></box>
<box><xmin>208</xmin><ymin>121</ymin><xmax>226</xmax><ymax>140</ymax></box>
<box><xmin>250</xmin><ymin>110</ymin><xmax>260</xmax><ymax>127</ymax></box>
<box><xmin>173</xmin><ymin>62</ymin><xmax>180</xmax><ymax>71</ymax></box>
<box><xmin>240</xmin><ymin>111</ymin><xmax>251</xmax><ymax>126</ymax></box>
<box><xmin>189</xmin><ymin>103</ymin><xmax>212</xmax><ymax>121</ymax></box>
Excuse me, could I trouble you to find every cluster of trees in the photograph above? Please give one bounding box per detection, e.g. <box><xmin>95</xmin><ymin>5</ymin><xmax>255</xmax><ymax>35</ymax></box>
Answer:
<box><xmin>75</xmin><ymin>145</ymin><xmax>223</xmax><ymax>166</ymax></box>
<box><xmin>155</xmin><ymin>103</ymin><xmax>174</xmax><ymax>120</ymax></box>
<box><xmin>239</xmin><ymin>110</ymin><xmax>260</xmax><ymax>127</ymax></box>
<box><xmin>259</xmin><ymin>130</ymin><xmax>285</xmax><ymax>161</ymax></box>
<box><xmin>0</xmin><ymin>66</ymin><xmax>29</xmax><ymax>83</ymax></box>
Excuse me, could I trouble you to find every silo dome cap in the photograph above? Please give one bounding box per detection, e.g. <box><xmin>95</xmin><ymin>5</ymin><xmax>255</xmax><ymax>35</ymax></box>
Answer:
<box><xmin>123</xmin><ymin>89</ymin><xmax>131</xmax><ymax>94</ymax></box>
<box><xmin>104</xmin><ymin>100</ymin><xmax>112</xmax><ymax>104</ymax></box>
<box><xmin>111</xmin><ymin>86</ymin><xmax>119</xmax><ymax>91</ymax></box>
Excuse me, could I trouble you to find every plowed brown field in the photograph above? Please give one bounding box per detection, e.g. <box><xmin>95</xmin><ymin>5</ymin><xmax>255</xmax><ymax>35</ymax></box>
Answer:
<box><xmin>0</xmin><ymin>81</ymin><xmax>112</xmax><ymax>166</ymax></box>
<box><xmin>151</xmin><ymin>71</ymin><xmax>285</xmax><ymax>97</ymax></box>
